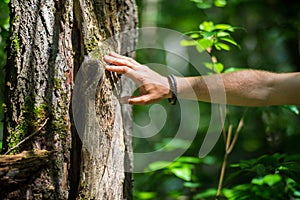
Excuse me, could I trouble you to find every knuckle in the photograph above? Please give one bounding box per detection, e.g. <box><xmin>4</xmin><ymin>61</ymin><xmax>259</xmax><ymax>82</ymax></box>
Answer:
<box><xmin>124</xmin><ymin>60</ymin><xmax>134</xmax><ymax>67</ymax></box>
<box><xmin>123</xmin><ymin>60</ymin><xmax>129</xmax><ymax>65</ymax></box>
<box><xmin>122</xmin><ymin>67</ymin><xmax>130</xmax><ymax>74</ymax></box>
<box><xmin>125</xmin><ymin>56</ymin><xmax>133</xmax><ymax>62</ymax></box>
<box><xmin>139</xmin><ymin>76</ymin><xmax>146</xmax><ymax>83</ymax></box>
<box><xmin>140</xmin><ymin>65</ymin><xmax>149</xmax><ymax>70</ymax></box>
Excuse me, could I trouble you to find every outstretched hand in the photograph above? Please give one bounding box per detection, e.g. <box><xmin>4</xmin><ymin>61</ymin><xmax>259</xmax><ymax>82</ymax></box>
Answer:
<box><xmin>104</xmin><ymin>52</ymin><xmax>171</xmax><ymax>105</ymax></box>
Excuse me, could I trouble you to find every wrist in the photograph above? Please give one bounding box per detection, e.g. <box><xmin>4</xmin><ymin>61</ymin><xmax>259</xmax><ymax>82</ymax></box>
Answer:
<box><xmin>160</xmin><ymin>76</ymin><xmax>171</xmax><ymax>98</ymax></box>
<box><xmin>167</xmin><ymin>75</ymin><xmax>178</xmax><ymax>105</ymax></box>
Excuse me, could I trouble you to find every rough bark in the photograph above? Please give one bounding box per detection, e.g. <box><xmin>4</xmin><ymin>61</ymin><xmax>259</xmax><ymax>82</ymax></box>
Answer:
<box><xmin>0</xmin><ymin>150</ymin><xmax>52</xmax><ymax>196</ymax></box>
<box><xmin>2</xmin><ymin>0</ymin><xmax>137</xmax><ymax>199</ymax></box>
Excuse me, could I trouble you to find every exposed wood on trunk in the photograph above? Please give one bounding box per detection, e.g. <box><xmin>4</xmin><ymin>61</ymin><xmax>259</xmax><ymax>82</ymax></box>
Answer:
<box><xmin>0</xmin><ymin>150</ymin><xmax>52</xmax><ymax>197</ymax></box>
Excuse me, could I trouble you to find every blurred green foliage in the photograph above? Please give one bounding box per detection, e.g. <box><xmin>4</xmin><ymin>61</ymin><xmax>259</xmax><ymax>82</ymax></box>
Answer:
<box><xmin>135</xmin><ymin>0</ymin><xmax>300</xmax><ymax>199</ymax></box>
<box><xmin>190</xmin><ymin>0</ymin><xmax>227</xmax><ymax>9</ymax></box>
<box><xmin>224</xmin><ymin>154</ymin><xmax>300</xmax><ymax>199</ymax></box>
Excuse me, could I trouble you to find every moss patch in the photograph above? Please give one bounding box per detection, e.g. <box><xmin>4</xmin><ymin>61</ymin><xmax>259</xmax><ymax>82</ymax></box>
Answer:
<box><xmin>6</xmin><ymin>98</ymin><xmax>48</xmax><ymax>154</ymax></box>
<box><xmin>9</xmin><ymin>16</ymin><xmax>20</xmax><ymax>56</ymax></box>
<box><xmin>85</xmin><ymin>35</ymin><xmax>99</xmax><ymax>51</ymax></box>
<box><xmin>10</xmin><ymin>33</ymin><xmax>20</xmax><ymax>55</ymax></box>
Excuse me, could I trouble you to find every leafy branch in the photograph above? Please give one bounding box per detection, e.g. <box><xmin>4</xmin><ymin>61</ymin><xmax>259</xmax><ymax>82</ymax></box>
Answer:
<box><xmin>182</xmin><ymin>20</ymin><xmax>247</xmax><ymax>199</ymax></box>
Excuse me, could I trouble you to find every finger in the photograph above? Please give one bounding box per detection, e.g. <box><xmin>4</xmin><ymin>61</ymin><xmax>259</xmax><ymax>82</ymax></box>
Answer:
<box><xmin>109</xmin><ymin>52</ymin><xmax>128</xmax><ymax>59</ymax></box>
<box><xmin>128</xmin><ymin>95</ymin><xmax>156</xmax><ymax>105</ymax></box>
<box><xmin>105</xmin><ymin>65</ymin><xmax>131</xmax><ymax>74</ymax></box>
<box><xmin>109</xmin><ymin>52</ymin><xmax>140</xmax><ymax>66</ymax></box>
<box><xmin>104</xmin><ymin>55</ymin><xmax>137</xmax><ymax>69</ymax></box>
<box><xmin>118</xmin><ymin>95</ymin><xmax>151</xmax><ymax>105</ymax></box>
<box><xmin>105</xmin><ymin>65</ymin><xmax>141</xmax><ymax>82</ymax></box>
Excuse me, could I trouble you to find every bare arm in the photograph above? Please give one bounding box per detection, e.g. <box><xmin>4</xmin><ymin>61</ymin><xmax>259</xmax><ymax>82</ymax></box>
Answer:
<box><xmin>104</xmin><ymin>52</ymin><xmax>300</xmax><ymax>106</ymax></box>
<box><xmin>176</xmin><ymin>70</ymin><xmax>300</xmax><ymax>106</ymax></box>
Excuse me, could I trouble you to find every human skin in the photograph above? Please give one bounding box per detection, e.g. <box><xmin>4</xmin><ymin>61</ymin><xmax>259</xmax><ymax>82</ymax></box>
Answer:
<box><xmin>104</xmin><ymin>52</ymin><xmax>300</xmax><ymax>106</ymax></box>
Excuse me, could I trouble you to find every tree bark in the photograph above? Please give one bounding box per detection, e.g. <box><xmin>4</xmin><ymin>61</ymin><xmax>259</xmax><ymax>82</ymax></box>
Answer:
<box><xmin>0</xmin><ymin>150</ymin><xmax>52</xmax><ymax>194</ymax></box>
<box><xmin>2</xmin><ymin>0</ymin><xmax>137</xmax><ymax>199</ymax></box>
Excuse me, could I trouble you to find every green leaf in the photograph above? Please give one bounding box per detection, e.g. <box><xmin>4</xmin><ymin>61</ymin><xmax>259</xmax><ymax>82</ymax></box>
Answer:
<box><xmin>196</xmin><ymin>44</ymin><xmax>205</xmax><ymax>53</ymax></box>
<box><xmin>214</xmin><ymin>62</ymin><xmax>224</xmax><ymax>73</ymax></box>
<box><xmin>251</xmin><ymin>177</ymin><xmax>264</xmax><ymax>186</ymax></box>
<box><xmin>293</xmin><ymin>190</ymin><xmax>300</xmax><ymax>197</ymax></box>
<box><xmin>220</xmin><ymin>37</ymin><xmax>239</xmax><ymax>47</ymax></box>
<box><xmin>214</xmin><ymin>24</ymin><xmax>232</xmax><ymax>30</ymax></box>
<box><xmin>146</xmin><ymin>161</ymin><xmax>172</xmax><ymax>171</ymax></box>
<box><xmin>214</xmin><ymin>0</ymin><xmax>227</xmax><ymax>7</ymax></box>
<box><xmin>170</xmin><ymin>166</ymin><xmax>192</xmax><ymax>181</ymax></box>
<box><xmin>238</xmin><ymin>159</ymin><xmax>256</xmax><ymax>169</ymax></box>
<box><xmin>222</xmin><ymin>188</ymin><xmax>235</xmax><ymax>199</ymax></box>
<box><xmin>230</xmin><ymin>163</ymin><xmax>241</xmax><ymax>168</ymax></box>
<box><xmin>176</xmin><ymin>156</ymin><xmax>202</xmax><ymax>164</ymax></box>
<box><xmin>196</xmin><ymin>2</ymin><xmax>212</xmax><ymax>9</ymax></box>
<box><xmin>190</xmin><ymin>0</ymin><xmax>213</xmax><ymax>9</ymax></box>
<box><xmin>202</xmin><ymin>31</ymin><xmax>216</xmax><ymax>38</ymax></box>
<box><xmin>204</xmin><ymin>62</ymin><xmax>214</xmax><ymax>70</ymax></box>
<box><xmin>180</xmin><ymin>39</ymin><xmax>198</xmax><ymax>46</ymax></box>
<box><xmin>279</xmin><ymin>165</ymin><xmax>300</xmax><ymax>183</ymax></box>
<box><xmin>134</xmin><ymin>191</ymin><xmax>156</xmax><ymax>200</ymax></box>
<box><xmin>263</xmin><ymin>174</ymin><xmax>282</xmax><ymax>186</ymax></box>
<box><xmin>197</xmin><ymin>38</ymin><xmax>214</xmax><ymax>50</ymax></box>
<box><xmin>282</xmin><ymin>105</ymin><xmax>299</xmax><ymax>115</ymax></box>
<box><xmin>184</xmin><ymin>182</ymin><xmax>202</xmax><ymax>188</ymax></box>
<box><xmin>215</xmin><ymin>42</ymin><xmax>230</xmax><ymax>51</ymax></box>
<box><xmin>204</xmin><ymin>62</ymin><xmax>224</xmax><ymax>73</ymax></box>
<box><xmin>194</xmin><ymin>188</ymin><xmax>217</xmax><ymax>199</ymax></box>
<box><xmin>200</xmin><ymin>21</ymin><xmax>215</xmax><ymax>32</ymax></box>
<box><xmin>190</xmin><ymin>33</ymin><xmax>200</xmax><ymax>39</ymax></box>
<box><xmin>216</xmin><ymin>31</ymin><xmax>230</xmax><ymax>37</ymax></box>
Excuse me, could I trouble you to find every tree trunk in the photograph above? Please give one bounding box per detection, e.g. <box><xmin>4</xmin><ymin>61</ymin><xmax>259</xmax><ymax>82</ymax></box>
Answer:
<box><xmin>2</xmin><ymin>0</ymin><xmax>137</xmax><ymax>199</ymax></box>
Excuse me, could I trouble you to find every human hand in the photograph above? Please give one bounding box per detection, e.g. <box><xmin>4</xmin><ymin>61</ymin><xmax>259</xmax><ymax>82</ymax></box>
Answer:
<box><xmin>104</xmin><ymin>52</ymin><xmax>171</xmax><ymax>105</ymax></box>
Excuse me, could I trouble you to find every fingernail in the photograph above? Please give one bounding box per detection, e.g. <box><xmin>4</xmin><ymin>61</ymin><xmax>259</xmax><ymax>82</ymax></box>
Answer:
<box><xmin>104</xmin><ymin>55</ymin><xmax>113</xmax><ymax>62</ymax></box>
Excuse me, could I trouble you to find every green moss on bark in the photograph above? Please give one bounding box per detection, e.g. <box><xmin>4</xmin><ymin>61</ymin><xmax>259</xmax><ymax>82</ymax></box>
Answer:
<box><xmin>10</xmin><ymin>33</ymin><xmax>20</xmax><ymax>55</ymax></box>
<box><xmin>9</xmin><ymin>16</ymin><xmax>20</xmax><ymax>56</ymax></box>
<box><xmin>6</xmin><ymin>98</ymin><xmax>48</xmax><ymax>154</ymax></box>
<box><xmin>85</xmin><ymin>35</ymin><xmax>99</xmax><ymax>51</ymax></box>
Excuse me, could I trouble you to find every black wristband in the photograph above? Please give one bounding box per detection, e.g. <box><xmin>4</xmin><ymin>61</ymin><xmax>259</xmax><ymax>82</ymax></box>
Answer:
<box><xmin>167</xmin><ymin>75</ymin><xmax>177</xmax><ymax>105</ymax></box>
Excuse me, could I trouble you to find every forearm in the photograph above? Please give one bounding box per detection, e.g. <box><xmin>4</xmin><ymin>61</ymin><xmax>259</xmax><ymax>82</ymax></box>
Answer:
<box><xmin>175</xmin><ymin>70</ymin><xmax>300</xmax><ymax>106</ymax></box>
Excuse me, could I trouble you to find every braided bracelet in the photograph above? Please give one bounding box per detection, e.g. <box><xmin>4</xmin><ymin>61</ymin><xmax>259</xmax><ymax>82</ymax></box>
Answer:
<box><xmin>167</xmin><ymin>75</ymin><xmax>178</xmax><ymax>105</ymax></box>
